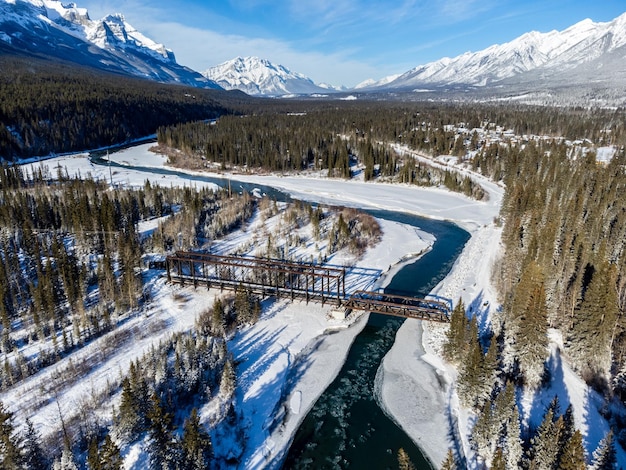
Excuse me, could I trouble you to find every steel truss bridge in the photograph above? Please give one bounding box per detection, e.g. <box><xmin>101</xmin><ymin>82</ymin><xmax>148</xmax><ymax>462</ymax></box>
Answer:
<box><xmin>165</xmin><ymin>251</ymin><xmax>450</xmax><ymax>323</ymax></box>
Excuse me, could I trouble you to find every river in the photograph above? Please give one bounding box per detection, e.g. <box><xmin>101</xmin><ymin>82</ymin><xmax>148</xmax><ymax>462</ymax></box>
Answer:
<box><xmin>89</xmin><ymin>149</ymin><xmax>469</xmax><ymax>469</ymax></box>
<box><xmin>282</xmin><ymin>211</ymin><xmax>468</xmax><ymax>469</ymax></box>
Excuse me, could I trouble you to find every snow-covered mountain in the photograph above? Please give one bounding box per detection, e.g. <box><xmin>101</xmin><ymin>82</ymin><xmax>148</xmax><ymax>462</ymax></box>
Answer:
<box><xmin>381</xmin><ymin>12</ymin><xmax>626</xmax><ymax>94</ymax></box>
<box><xmin>203</xmin><ymin>56</ymin><xmax>339</xmax><ymax>96</ymax></box>
<box><xmin>354</xmin><ymin>74</ymin><xmax>401</xmax><ymax>90</ymax></box>
<box><xmin>0</xmin><ymin>0</ymin><xmax>221</xmax><ymax>88</ymax></box>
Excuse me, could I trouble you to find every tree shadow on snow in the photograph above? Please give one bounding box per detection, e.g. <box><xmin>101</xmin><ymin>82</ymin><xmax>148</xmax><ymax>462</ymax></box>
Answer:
<box><xmin>445</xmin><ymin>388</ymin><xmax>468</xmax><ymax>469</ymax></box>
<box><xmin>581</xmin><ymin>385</ymin><xmax>626</xmax><ymax>463</ymax></box>
<box><xmin>343</xmin><ymin>265</ymin><xmax>383</xmax><ymax>293</ymax></box>
<box><xmin>467</xmin><ymin>290</ymin><xmax>491</xmax><ymax>337</ymax></box>
<box><xmin>526</xmin><ymin>348</ymin><xmax>572</xmax><ymax>439</ymax></box>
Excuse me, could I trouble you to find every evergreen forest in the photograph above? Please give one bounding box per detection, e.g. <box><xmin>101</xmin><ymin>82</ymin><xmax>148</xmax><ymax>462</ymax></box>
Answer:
<box><xmin>0</xmin><ymin>55</ymin><xmax>254</xmax><ymax>160</ymax></box>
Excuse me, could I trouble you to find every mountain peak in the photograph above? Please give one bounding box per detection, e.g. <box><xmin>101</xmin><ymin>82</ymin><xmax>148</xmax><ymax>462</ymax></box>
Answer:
<box><xmin>381</xmin><ymin>12</ymin><xmax>626</xmax><ymax>93</ymax></box>
<box><xmin>203</xmin><ymin>56</ymin><xmax>339</xmax><ymax>96</ymax></box>
<box><xmin>0</xmin><ymin>0</ymin><xmax>221</xmax><ymax>89</ymax></box>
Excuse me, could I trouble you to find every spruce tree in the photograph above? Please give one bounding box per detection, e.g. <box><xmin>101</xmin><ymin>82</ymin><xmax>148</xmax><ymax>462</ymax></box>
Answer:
<box><xmin>53</xmin><ymin>445</ymin><xmax>78</xmax><ymax>470</ymax></box>
<box><xmin>22</xmin><ymin>418</ymin><xmax>47</xmax><ymax>470</ymax></box>
<box><xmin>0</xmin><ymin>401</ymin><xmax>22</xmax><ymax>469</ymax></box>
<box><xmin>590</xmin><ymin>430</ymin><xmax>617</xmax><ymax>470</ymax></box>
<box><xmin>99</xmin><ymin>435</ymin><xmax>123</xmax><ymax>470</ymax></box>
<box><xmin>528</xmin><ymin>405</ymin><xmax>562</xmax><ymax>470</ymax></box>
<box><xmin>507</xmin><ymin>261</ymin><xmax>548</xmax><ymax>389</ymax></box>
<box><xmin>181</xmin><ymin>409</ymin><xmax>212</xmax><ymax>470</ymax></box>
<box><xmin>443</xmin><ymin>298</ymin><xmax>467</xmax><ymax>364</ymax></box>
<box><xmin>114</xmin><ymin>376</ymin><xmax>146</xmax><ymax>444</ymax></box>
<box><xmin>471</xmin><ymin>402</ymin><xmax>496</xmax><ymax>464</ymax></box>
<box><xmin>397</xmin><ymin>447</ymin><xmax>416</xmax><ymax>470</ymax></box>
<box><xmin>147</xmin><ymin>391</ymin><xmax>176</xmax><ymax>470</ymax></box>
<box><xmin>456</xmin><ymin>317</ymin><xmax>482</xmax><ymax>408</ymax></box>
<box><xmin>505</xmin><ymin>403</ymin><xmax>523</xmax><ymax>470</ymax></box>
<box><xmin>492</xmin><ymin>447</ymin><xmax>506</xmax><ymax>470</ymax></box>
<box><xmin>211</xmin><ymin>298</ymin><xmax>225</xmax><ymax>335</ymax></box>
<box><xmin>567</xmin><ymin>260</ymin><xmax>619</xmax><ymax>380</ymax></box>
<box><xmin>557</xmin><ymin>430</ymin><xmax>586</xmax><ymax>470</ymax></box>
<box><xmin>220</xmin><ymin>358</ymin><xmax>236</xmax><ymax>398</ymax></box>
<box><xmin>440</xmin><ymin>449</ymin><xmax>458</xmax><ymax>470</ymax></box>
<box><xmin>86</xmin><ymin>437</ymin><xmax>102</xmax><ymax>470</ymax></box>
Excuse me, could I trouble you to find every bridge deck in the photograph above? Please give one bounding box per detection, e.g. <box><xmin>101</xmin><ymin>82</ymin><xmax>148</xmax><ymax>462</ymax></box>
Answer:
<box><xmin>343</xmin><ymin>290</ymin><xmax>450</xmax><ymax>323</ymax></box>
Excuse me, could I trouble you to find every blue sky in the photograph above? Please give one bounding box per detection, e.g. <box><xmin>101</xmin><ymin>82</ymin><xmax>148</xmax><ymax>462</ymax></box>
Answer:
<box><xmin>81</xmin><ymin>0</ymin><xmax>626</xmax><ymax>87</ymax></box>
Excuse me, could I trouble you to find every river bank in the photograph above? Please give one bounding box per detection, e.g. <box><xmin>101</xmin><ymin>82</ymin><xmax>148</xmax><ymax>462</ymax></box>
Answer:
<box><xmin>378</xmin><ymin>223</ymin><xmax>503</xmax><ymax>466</ymax></box>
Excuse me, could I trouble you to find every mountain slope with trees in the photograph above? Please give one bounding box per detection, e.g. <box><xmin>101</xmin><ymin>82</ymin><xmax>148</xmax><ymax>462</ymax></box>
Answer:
<box><xmin>0</xmin><ymin>54</ymin><xmax>253</xmax><ymax>161</ymax></box>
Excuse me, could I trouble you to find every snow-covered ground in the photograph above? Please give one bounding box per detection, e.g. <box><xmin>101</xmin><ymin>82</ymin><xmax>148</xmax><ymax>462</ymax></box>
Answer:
<box><xmin>17</xmin><ymin>143</ymin><xmax>625</xmax><ymax>468</ymax></box>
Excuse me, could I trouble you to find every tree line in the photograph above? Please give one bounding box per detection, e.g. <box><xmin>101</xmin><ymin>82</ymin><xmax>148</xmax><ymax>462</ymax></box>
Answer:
<box><xmin>443</xmin><ymin>141</ymin><xmax>626</xmax><ymax>466</ymax></box>
<box><xmin>156</xmin><ymin>108</ymin><xmax>487</xmax><ymax>199</ymax></box>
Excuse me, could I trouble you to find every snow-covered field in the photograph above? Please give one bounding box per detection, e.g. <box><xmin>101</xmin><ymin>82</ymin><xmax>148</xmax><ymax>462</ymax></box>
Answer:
<box><xmin>16</xmin><ymin>143</ymin><xmax>625</xmax><ymax>468</ymax></box>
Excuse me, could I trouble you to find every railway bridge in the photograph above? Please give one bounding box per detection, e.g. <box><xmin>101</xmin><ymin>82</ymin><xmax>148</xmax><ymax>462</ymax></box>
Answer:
<box><xmin>165</xmin><ymin>251</ymin><xmax>451</xmax><ymax>323</ymax></box>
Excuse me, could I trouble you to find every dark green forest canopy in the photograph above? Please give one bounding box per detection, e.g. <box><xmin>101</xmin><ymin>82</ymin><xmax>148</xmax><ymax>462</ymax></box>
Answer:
<box><xmin>0</xmin><ymin>54</ymin><xmax>257</xmax><ymax>160</ymax></box>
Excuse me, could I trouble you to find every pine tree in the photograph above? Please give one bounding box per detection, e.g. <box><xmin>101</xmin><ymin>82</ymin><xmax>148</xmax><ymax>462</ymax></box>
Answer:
<box><xmin>234</xmin><ymin>285</ymin><xmax>252</xmax><ymax>324</ymax></box>
<box><xmin>493</xmin><ymin>380</ymin><xmax>515</xmax><ymax>427</ymax></box>
<box><xmin>528</xmin><ymin>404</ymin><xmax>562</xmax><ymax>470</ymax></box>
<box><xmin>211</xmin><ymin>298</ymin><xmax>225</xmax><ymax>336</ymax></box>
<box><xmin>397</xmin><ymin>448</ymin><xmax>416</xmax><ymax>470</ymax></box>
<box><xmin>471</xmin><ymin>402</ymin><xmax>496</xmax><ymax>464</ymax></box>
<box><xmin>86</xmin><ymin>436</ymin><xmax>102</xmax><ymax>470</ymax></box>
<box><xmin>114</xmin><ymin>375</ymin><xmax>147</xmax><ymax>444</ymax></box>
<box><xmin>443</xmin><ymin>298</ymin><xmax>467</xmax><ymax>364</ymax></box>
<box><xmin>505</xmin><ymin>403</ymin><xmax>523</xmax><ymax>470</ymax></box>
<box><xmin>22</xmin><ymin>418</ymin><xmax>47</xmax><ymax>470</ymax></box>
<box><xmin>567</xmin><ymin>260</ymin><xmax>619</xmax><ymax>380</ymax></box>
<box><xmin>0</xmin><ymin>401</ymin><xmax>22</xmax><ymax>469</ymax></box>
<box><xmin>180</xmin><ymin>409</ymin><xmax>212</xmax><ymax>470</ymax></box>
<box><xmin>456</xmin><ymin>317</ymin><xmax>482</xmax><ymax>408</ymax></box>
<box><xmin>440</xmin><ymin>449</ymin><xmax>458</xmax><ymax>470</ymax></box>
<box><xmin>147</xmin><ymin>391</ymin><xmax>176</xmax><ymax>470</ymax></box>
<box><xmin>220</xmin><ymin>358</ymin><xmax>236</xmax><ymax>398</ymax></box>
<box><xmin>506</xmin><ymin>261</ymin><xmax>548</xmax><ymax>389</ymax></box>
<box><xmin>492</xmin><ymin>447</ymin><xmax>506</xmax><ymax>470</ymax></box>
<box><xmin>590</xmin><ymin>430</ymin><xmax>617</xmax><ymax>470</ymax></box>
<box><xmin>53</xmin><ymin>445</ymin><xmax>78</xmax><ymax>470</ymax></box>
<box><xmin>557</xmin><ymin>430</ymin><xmax>586</xmax><ymax>470</ymax></box>
<box><xmin>99</xmin><ymin>435</ymin><xmax>123</xmax><ymax>470</ymax></box>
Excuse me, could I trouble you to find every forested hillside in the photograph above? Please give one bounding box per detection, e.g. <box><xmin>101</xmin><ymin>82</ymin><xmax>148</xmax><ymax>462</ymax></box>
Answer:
<box><xmin>0</xmin><ymin>160</ymin><xmax>385</xmax><ymax>467</ymax></box>
<box><xmin>0</xmin><ymin>164</ymin><xmax>261</xmax><ymax>467</ymax></box>
<box><xmin>0</xmin><ymin>55</ymin><xmax>253</xmax><ymax>160</ymax></box>
<box><xmin>444</xmin><ymin>130</ymin><xmax>626</xmax><ymax>467</ymax></box>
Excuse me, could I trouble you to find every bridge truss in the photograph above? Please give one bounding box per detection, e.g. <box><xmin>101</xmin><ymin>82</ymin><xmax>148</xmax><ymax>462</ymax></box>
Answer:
<box><xmin>343</xmin><ymin>290</ymin><xmax>450</xmax><ymax>323</ymax></box>
<box><xmin>166</xmin><ymin>251</ymin><xmax>346</xmax><ymax>306</ymax></box>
